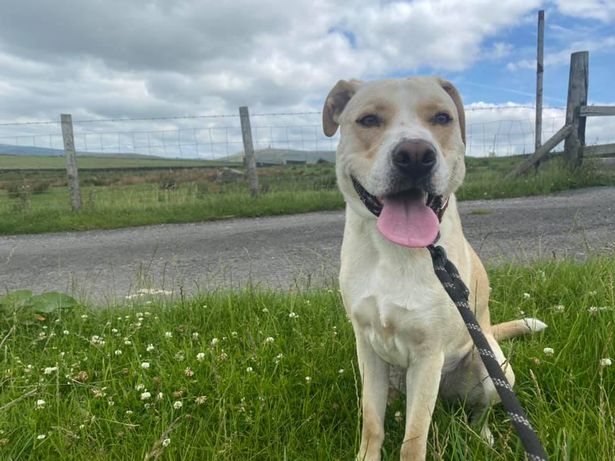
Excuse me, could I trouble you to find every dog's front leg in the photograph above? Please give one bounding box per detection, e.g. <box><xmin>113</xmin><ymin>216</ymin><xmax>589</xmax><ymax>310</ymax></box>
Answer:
<box><xmin>356</xmin><ymin>334</ymin><xmax>390</xmax><ymax>461</ymax></box>
<box><xmin>400</xmin><ymin>352</ymin><xmax>445</xmax><ymax>461</ymax></box>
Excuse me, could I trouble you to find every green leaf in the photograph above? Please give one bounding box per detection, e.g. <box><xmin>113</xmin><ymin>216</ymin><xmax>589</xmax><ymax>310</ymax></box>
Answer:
<box><xmin>0</xmin><ymin>290</ymin><xmax>34</xmax><ymax>309</ymax></box>
<box><xmin>29</xmin><ymin>292</ymin><xmax>79</xmax><ymax>313</ymax></box>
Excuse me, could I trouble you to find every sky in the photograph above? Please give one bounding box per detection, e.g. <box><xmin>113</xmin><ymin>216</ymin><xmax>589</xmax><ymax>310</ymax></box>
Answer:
<box><xmin>0</xmin><ymin>0</ymin><xmax>614</xmax><ymax>158</ymax></box>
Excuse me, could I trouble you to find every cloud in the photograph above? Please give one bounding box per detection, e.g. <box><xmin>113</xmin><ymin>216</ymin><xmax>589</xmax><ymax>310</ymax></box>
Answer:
<box><xmin>0</xmin><ymin>0</ymin><xmax>542</xmax><ymax>122</ymax></box>
<box><xmin>552</xmin><ymin>0</ymin><xmax>615</xmax><ymax>22</ymax></box>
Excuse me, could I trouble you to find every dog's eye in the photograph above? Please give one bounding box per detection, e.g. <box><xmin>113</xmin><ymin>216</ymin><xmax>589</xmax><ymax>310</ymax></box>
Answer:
<box><xmin>357</xmin><ymin>114</ymin><xmax>381</xmax><ymax>127</ymax></box>
<box><xmin>432</xmin><ymin>112</ymin><xmax>452</xmax><ymax>125</ymax></box>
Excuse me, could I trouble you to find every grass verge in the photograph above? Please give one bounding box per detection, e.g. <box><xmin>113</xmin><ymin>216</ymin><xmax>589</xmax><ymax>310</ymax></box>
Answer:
<box><xmin>1</xmin><ymin>156</ymin><xmax>615</xmax><ymax>235</ymax></box>
<box><xmin>1</xmin><ymin>257</ymin><xmax>614</xmax><ymax>460</ymax></box>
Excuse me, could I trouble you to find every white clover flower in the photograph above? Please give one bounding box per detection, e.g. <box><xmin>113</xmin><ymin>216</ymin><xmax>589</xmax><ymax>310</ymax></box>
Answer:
<box><xmin>157</xmin><ymin>392</ymin><xmax>164</xmax><ymax>400</ymax></box>
<box><xmin>140</xmin><ymin>391</ymin><xmax>152</xmax><ymax>400</ymax></box>
<box><xmin>141</xmin><ymin>362</ymin><xmax>150</xmax><ymax>369</ymax></box>
<box><xmin>522</xmin><ymin>293</ymin><xmax>531</xmax><ymax>299</ymax></box>
<box><xmin>554</xmin><ymin>304</ymin><xmax>565</xmax><ymax>312</ymax></box>
<box><xmin>588</xmin><ymin>306</ymin><xmax>598</xmax><ymax>314</ymax></box>
<box><xmin>261</xmin><ymin>308</ymin><xmax>269</xmax><ymax>313</ymax></box>
<box><xmin>37</xmin><ymin>434</ymin><xmax>46</xmax><ymax>440</ymax></box>
<box><xmin>63</xmin><ymin>330</ymin><xmax>69</xmax><ymax>335</ymax></box>
<box><xmin>90</xmin><ymin>335</ymin><xmax>106</xmax><ymax>346</ymax></box>
<box><xmin>125</xmin><ymin>410</ymin><xmax>134</xmax><ymax>416</ymax></box>
<box><xmin>35</xmin><ymin>399</ymin><xmax>46</xmax><ymax>410</ymax></box>
<box><xmin>80</xmin><ymin>314</ymin><xmax>88</xmax><ymax>320</ymax></box>
<box><xmin>264</xmin><ymin>337</ymin><xmax>274</xmax><ymax>344</ymax></box>
<box><xmin>111</xmin><ymin>328</ymin><xmax>119</xmax><ymax>334</ymax></box>
<box><xmin>210</xmin><ymin>338</ymin><xmax>219</xmax><ymax>346</ymax></box>
<box><xmin>305</xmin><ymin>376</ymin><xmax>312</xmax><ymax>382</ymax></box>
<box><xmin>162</xmin><ymin>438</ymin><xmax>171</xmax><ymax>447</ymax></box>
<box><xmin>146</xmin><ymin>344</ymin><xmax>155</xmax><ymax>352</ymax></box>
<box><xmin>600</xmin><ymin>358</ymin><xmax>612</xmax><ymax>367</ymax></box>
<box><xmin>192</xmin><ymin>332</ymin><xmax>199</xmax><ymax>339</ymax></box>
<box><xmin>246</xmin><ymin>367</ymin><xmax>254</xmax><ymax>373</ymax></box>
<box><xmin>24</xmin><ymin>364</ymin><xmax>33</xmax><ymax>373</ymax></box>
<box><xmin>124</xmin><ymin>339</ymin><xmax>132</xmax><ymax>345</ymax></box>
<box><xmin>338</xmin><ymin>369</ymin><xmax>345</xmax><ymax>374</ymax></box>
<box><xmin>174</xmin><ymin>352</ymin><xmax>185</xmax><ymax>362</ymax></box>
<box><xmin>543</xmin><ymin>347</ymin><xmax>554</xmax><ymax>356</ymax></box>
<box><xmin>164</xmin><ymin>331</ymin><xmax>173</xmax><ymax>338</ymax></box>
<box><xmin>135</xmin><ymin>384</ymin><xmax>145</xmax><ymax>391</ymax></box>
<box><xmin>288</xmin><ymin>312</ymin><xmax>299</xmax><ymax>319</ymax></box>
<box><xmin>114</xmin><ymin>350</ymin><xmax>122</xmax><ymax>356</ymax></box>
<box><xmin>43</xmin><ymin>366</ymin><xmax>58</xmax><ymax>375</ymax></box>
<box><xmin>184</xmin><ymin>367</ymin><xmax>194</xmax><ymax>377</ymax></box>
<box><xmin>231</xmin><ymin>331</ymin><xmax>238</xmax><ymax>338</ymax></box>
<box><xmin>173</xmin><ymin>401</ymin><xmax>183</xmax><ymax>410</ymax></box>
<box><xmin>274</xmin><ymin>353</ymin><xmax>283</xmax><ymax>364</ymax></box>
<box><xmin>196</xmin><ymin>352</ymin><xmax>206</xmax><ymax>362</ymax></box>
<box><xmin>195</xmin><ymin>395</ymin><xmax>207</xmax><ymax>405</ymax></box>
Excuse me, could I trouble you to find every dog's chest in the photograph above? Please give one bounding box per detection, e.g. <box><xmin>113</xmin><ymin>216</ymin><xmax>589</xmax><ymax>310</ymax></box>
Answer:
<box><xmin>345</xmin><ymin>260</ymin><xmax>451</xmax><ymax>367</ymax></box>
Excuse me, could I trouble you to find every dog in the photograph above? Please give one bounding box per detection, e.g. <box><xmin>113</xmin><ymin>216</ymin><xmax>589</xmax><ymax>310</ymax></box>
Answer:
<box><xmin>322</xmin><ymin>77</ymin><xmax>546</xmax><ymax>461</ymax></box>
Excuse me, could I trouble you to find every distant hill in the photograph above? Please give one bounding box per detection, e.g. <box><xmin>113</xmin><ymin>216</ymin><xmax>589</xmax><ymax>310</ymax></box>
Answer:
<box><xmin>0</xmin><ymin>144</ymin><xmax>64</xmax><ymax>156</ymax></box>
<box><xmin>0</xmin><ymin>143</ymin><xmax>166</xmax><ymax>160</ymax></box>
<box><xmin>221</xmin><ymin>147</ymin><xmax>335</xmax><ymax>165</ymax></box>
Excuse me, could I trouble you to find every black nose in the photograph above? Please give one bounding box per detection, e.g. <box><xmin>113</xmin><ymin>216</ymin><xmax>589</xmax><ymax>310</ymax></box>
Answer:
<box><xmin>392</xmin><ymin>140</ymin><xmax>437</xmax><ymax>180</ymax></box>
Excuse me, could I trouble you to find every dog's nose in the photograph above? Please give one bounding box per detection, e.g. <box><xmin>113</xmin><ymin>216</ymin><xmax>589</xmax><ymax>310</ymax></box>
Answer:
<box><xmin>392</xmin><ymin>140</ymin><xmax>437</xmax><ymax>180</ymax></box>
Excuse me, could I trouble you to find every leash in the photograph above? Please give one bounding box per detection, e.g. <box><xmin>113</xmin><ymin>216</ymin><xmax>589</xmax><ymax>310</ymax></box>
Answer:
<box><xmin>427</xmin><ymin>245</ymin><xmax>549</xmax><ymax>461</ymax></box>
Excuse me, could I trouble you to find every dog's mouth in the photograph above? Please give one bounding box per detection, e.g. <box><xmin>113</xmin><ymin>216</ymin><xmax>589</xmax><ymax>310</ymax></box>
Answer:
<box><xmin>351</xmin><ymin>176</ymin><xmax>448</xmax><ymax>248</ymax></box>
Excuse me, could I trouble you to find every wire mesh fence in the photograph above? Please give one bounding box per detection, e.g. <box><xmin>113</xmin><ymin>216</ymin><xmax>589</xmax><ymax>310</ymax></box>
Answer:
<box><xmin>1</xmin><ymin>105</ymin><xmax>615</xmax><ymax>163</ymax></box>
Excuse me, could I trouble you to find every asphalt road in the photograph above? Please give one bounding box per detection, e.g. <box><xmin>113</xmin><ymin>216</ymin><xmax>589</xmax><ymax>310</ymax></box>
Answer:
<box><xmin>1</xmin><ymin>187</ymin><xmax>614</xmax><ymax>305</ymax></box>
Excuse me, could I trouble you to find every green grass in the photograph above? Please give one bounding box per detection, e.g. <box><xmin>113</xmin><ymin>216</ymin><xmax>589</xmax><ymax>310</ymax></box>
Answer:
<box><xmin>1</xmin><ymin>156</ymin><xmax>614</xmax><ymax>235</ymax></box>
<box><xmin>0</xmin><ymin>154</ymin><xmax>234</xmax><ymax>170</ymax></box>
<box><xmin>1</xmin><ymin>258</ymin><xmax>614</xmax><ymax>460</ymax></box>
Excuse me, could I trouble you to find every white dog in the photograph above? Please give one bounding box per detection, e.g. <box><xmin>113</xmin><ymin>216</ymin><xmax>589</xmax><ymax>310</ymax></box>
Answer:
<box><xmin>322</xmin><ymin>77</ymin><xmax>546</xmax><ymax>461</ymax></box>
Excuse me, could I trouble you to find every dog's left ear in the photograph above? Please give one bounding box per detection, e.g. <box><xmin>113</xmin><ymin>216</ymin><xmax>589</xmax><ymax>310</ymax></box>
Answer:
<box><xmin>438</xmin><ymin>79</ymin><xmax>466</xmax><ymax>146</ymax></box>
<box><xmin>322</xmin><ymin>79</ymin><xmax>362</xmax><ymax>137</ymax></box>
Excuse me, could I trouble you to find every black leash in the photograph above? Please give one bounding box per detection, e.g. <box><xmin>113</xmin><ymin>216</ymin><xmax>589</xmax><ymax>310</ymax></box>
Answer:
<box><xmin>349</xmin><ymin>177</ymin><xmax>548</xmax><ymax>459</ymax></box>
<box><xmin>428</xmin><ymin>245</ymin><xmax>549</xmax><ymax>461</ymax></box>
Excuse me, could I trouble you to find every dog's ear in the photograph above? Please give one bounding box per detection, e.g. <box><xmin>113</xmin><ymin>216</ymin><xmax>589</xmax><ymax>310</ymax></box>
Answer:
<box><xmin>438</xmin><ymin>79</ymin><xmax>466</xmax><ymax>146</ymax></box>
<box><xmin>322</xmin><ymin>79</ymin><xmax>362</xmax><ymax>137</ymax></box>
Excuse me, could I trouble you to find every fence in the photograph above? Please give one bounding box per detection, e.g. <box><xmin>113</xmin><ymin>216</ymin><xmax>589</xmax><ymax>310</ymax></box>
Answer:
<box><xmin>511</xmin><ymin>51</ymin><xmax>615</xmax><ymax>176</ymax></box>
<box><xmin>2</xmin><ymin>106</ymin><xmax>615</xmax><ymax>164</ymax></box>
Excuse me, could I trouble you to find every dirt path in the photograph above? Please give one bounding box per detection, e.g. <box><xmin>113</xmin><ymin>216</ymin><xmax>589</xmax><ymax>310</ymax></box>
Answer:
<box><xmin>1</xmin><ymin>187</ymin><xmax>614</xmax><ymax>305</ymax></box>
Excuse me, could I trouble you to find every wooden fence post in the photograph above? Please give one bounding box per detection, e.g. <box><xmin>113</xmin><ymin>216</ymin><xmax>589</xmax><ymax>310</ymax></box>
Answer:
<box><xmin>535</xmin><ymin>10</ymin><xmax>544</xmax><ymax>153</ymax></box>
<box><xmin>60</xmin><ymin>114</ymin><xmax>82</xmax><ymax>211</ymax></box>
<box><xmin>239</xmin><ymin>106</ymin><xmax>259</xmax><ymax>197</ymax></box>
<box><xmin>563</xmin><ymin>51</ymin><xmax>588</xmax><ymax>167</ymax></box>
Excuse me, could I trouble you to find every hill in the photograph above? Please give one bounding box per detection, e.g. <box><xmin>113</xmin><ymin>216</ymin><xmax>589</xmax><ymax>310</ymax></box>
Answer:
<box><xmin>221</xmin><ymin>147</ymin><xmax>335</xmax><ymax>165</ymax></box>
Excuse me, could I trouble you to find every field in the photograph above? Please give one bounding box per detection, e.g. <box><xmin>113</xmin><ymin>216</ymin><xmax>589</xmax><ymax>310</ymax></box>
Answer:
<box><xmin>1</xmin><ymin>154</ymin><xmax>615</xmax><ymax>235</ymax></box>
<box><xmin>0</xmin><ymin>257</ymin><xmax>613</xmax><ymax>460</ymax></box>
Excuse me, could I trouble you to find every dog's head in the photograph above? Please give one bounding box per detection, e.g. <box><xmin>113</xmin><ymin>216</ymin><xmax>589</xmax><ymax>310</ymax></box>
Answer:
<box><xmin>322</xmin><ymin>77</ymin><xmax>466</xmax><ymax>247</ymax></box>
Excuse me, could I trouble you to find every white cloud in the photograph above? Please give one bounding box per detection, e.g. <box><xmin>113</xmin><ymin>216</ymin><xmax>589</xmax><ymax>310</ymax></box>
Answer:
<box><xmin>552</xmin><ymin>0</ymin><xmax>615</xmax><ymax>22</ymax></box>
<box><xmin>0</xmin><ymin>0</ymin><xmax>541</xmax><ymax>122</ymax></box>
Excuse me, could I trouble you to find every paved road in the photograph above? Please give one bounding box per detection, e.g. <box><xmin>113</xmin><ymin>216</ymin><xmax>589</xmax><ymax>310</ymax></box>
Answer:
<box><xmin>1</xmin><ymin>187</ymin><xmax>614</xmax><ymax>305</ymax></box>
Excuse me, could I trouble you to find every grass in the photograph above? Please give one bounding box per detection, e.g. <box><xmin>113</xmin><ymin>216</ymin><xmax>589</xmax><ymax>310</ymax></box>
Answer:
<box><xmin>0</xmin><ymin>257</ymin><xmax>614</xmax><ymax>460</ymax></box>
<box><xmin>0</xmin><ymin>154</ymin><xmax>233</xmax><ymax>170</ymax></box>
<box><xmin>1</xmin><ymin>155</ymin><xmax>614</xmax><ymax>235</ymax></box>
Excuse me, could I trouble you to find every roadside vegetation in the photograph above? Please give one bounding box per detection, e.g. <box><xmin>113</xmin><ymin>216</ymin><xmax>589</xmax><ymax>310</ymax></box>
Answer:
<box><xmin>0</xmin><ymin>257</ymin><xmax>613</xmax><ymax>460</ymax></box>
<box><xmin>1</xmin><ymin>154</ymin><xmax>614</xmax><ymax>235</ymax></box>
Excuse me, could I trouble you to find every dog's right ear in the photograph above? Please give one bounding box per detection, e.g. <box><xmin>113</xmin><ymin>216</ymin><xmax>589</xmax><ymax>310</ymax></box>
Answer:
<box><xmin>322</xmin><ymin>79</ymin><xmax>362</xmax><ymax>137</ymax></box>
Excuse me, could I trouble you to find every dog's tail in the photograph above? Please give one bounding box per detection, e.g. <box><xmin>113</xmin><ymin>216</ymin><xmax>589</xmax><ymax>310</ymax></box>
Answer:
<box><xmin>492</xmin><ymin>318</ymin><xmax>547</xmax><ymax>341</ymax></box>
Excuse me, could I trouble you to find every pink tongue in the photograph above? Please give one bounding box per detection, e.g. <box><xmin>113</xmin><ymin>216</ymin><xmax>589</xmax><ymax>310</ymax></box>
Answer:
<box><xmin>377</xmin><ymin>196</ymin><xmax>439</xmax><ymax>248</ymax></box>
